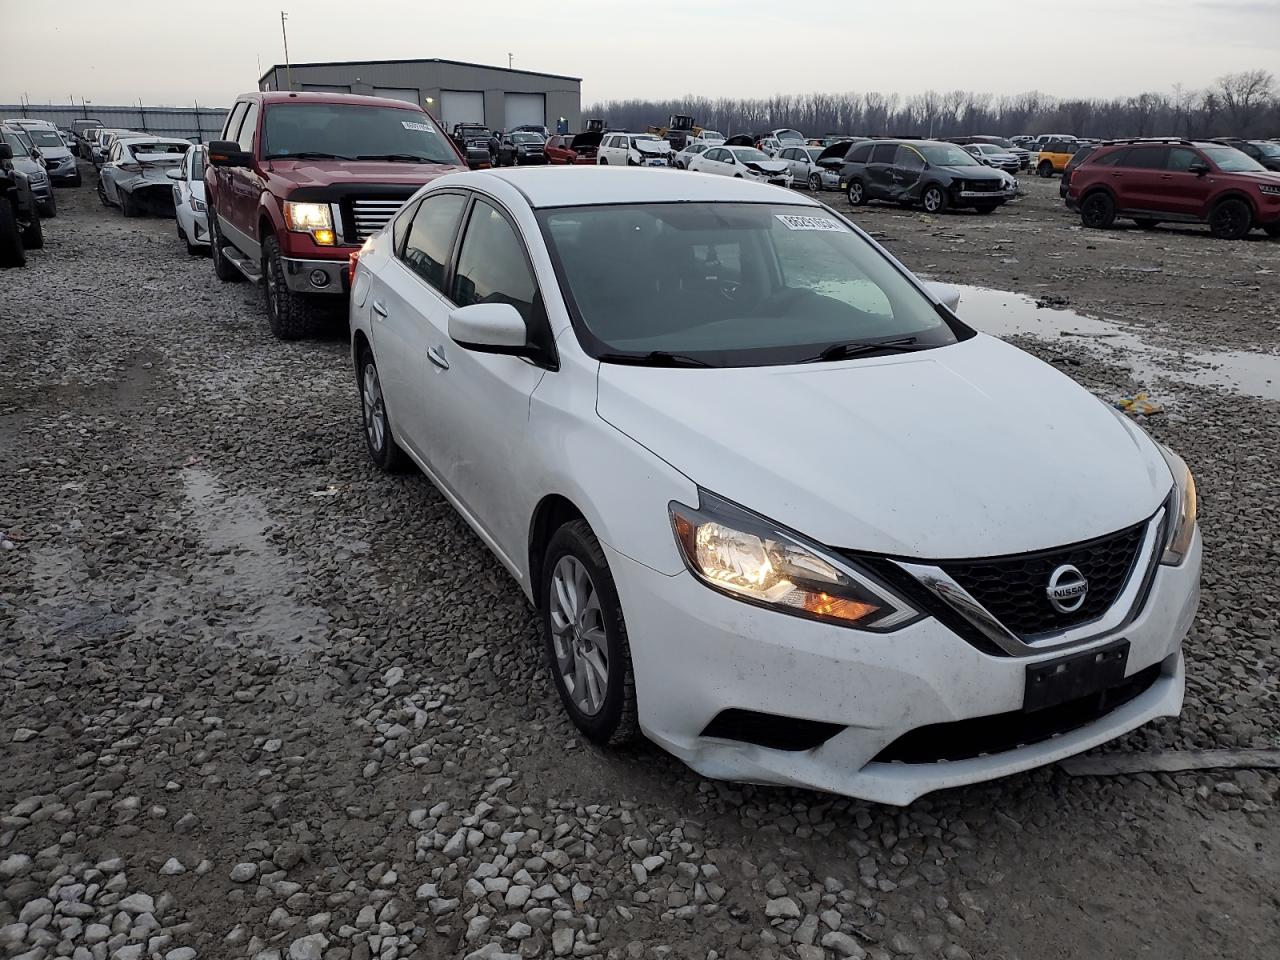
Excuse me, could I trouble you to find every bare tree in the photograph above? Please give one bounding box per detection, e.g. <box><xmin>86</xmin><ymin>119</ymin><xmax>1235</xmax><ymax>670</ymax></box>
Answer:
<box><xmin>1217</xmin><ymin>70</ymin><xmax>1276</xmax><ymax>134</ymax></box>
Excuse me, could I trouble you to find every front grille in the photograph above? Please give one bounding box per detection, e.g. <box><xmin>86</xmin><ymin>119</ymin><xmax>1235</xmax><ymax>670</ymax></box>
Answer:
<box><xmin>964</xmin><ymin>180</ymin><xmax>1002</xmax><ymax>192</ymax></box>
<box><xmin>346</xmin><ymin>197</ymin><xmax>411</xmax><ymax>242</ymax></box>
<box><xmin>701</xmin><ymin>709</ymin><xmax>845</xmax><ymax>752</ymax></box>
<box><xmin>942</xmin><ymin>523</ymin><xmax>1146</xmax><ymax>638</ymax></box>
<box><xmin>872</xmin><ymin>658</ymin><xmax>1166</xmax><ymax>764</ymax></box>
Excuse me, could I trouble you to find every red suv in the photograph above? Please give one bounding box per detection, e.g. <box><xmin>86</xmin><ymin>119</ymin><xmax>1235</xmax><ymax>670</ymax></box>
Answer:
<box><xmin>1067</xmin><ymin>138</ymin><xmax>1280</xmax><ymax>240</ymax></box>
<box><xmin>206</xmin><ymin>92</ymin><xmax>465</xmax><ymax>338</ymax></box>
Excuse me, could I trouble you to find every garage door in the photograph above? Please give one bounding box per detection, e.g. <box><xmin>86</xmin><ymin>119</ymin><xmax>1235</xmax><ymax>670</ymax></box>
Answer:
<box><xmin>441</xmin><ymin>91</ymin><xmax>485</xmax><ymax>130</ymax></box>
<box><xmin>300</xmin><ymin>83</ymin><xmax>350</xmax><ymax>93</ymax></box>
<box><xmin>373</xmin><ymin>86</ymin><xmax>420</xmax><ymax>104</ymax></box>
<box><xmin>504</xmin><ymin>93</ymin><xmax>545</xmax><ymax>130</ymax></box>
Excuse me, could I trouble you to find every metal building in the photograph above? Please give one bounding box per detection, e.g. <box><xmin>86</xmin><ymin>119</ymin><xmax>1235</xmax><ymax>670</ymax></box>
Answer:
<box><xmin>258</xmin><ymin>58</ymin><xmax>581</xmax><ymax>133</ymax></box>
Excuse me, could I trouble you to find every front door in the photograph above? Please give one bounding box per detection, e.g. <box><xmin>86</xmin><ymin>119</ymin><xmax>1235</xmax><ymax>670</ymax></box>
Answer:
<box><xmin>1155</xmin><ymin>146</ymin><xmax>1215</xmax><ymax>218</ymax></box>
<box><xmin>864</xmin><ymin>142</ymin><xmax>898</xmax><ymax>199</ymax></box>
<box><xmin>227</xmin><ymin>100</ymin><xmax>262</xmax><ymax>256</ymax></box>
<box><xmin>426</xmin><ymin>196</ymin><xmax>551</xmax><ymax>565</ymax></box>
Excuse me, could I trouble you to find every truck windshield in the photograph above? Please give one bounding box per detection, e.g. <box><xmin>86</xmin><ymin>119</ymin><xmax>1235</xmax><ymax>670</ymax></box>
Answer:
<box><xmin>262</xmin><ymin>103</ymin><xmax>458</xmax><ymax>164</ymax></box>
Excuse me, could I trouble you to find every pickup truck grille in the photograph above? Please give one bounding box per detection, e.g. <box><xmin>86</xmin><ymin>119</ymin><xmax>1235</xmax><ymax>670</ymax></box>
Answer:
<box><xmin>346</xmin><ymin>197</ymin><xmax>410</xmax><ymax>242</ymax></box>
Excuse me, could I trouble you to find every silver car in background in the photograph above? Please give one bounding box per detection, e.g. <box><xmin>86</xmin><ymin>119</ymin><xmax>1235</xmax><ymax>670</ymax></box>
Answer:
<box><xmin>168</xmin><ymin>144</ymin><xmax>209</xmax><ymax>253</ymax></box>
<box><xmin>963</xmin><ymin>142</ymin><xmax>1023</xmax><ymax>173</ymax></box>
<box><xmin>0</xmin><ymin>125</ymin><xmax>54</xmax><ymax>217</ymax></box>
<box><xmin>778</xmin><ymin>141</ymin><xmax>856</xmax><ymax>191</ymax></box>
<box><xmin>14</xmin><ymin>122</ymin><xmax>81</xmax><ymax>187</ymax></box>
<box><xmin>98</xmin><ymin>136</ymin><xmax>189</xmax><ymax>217</ymax></box>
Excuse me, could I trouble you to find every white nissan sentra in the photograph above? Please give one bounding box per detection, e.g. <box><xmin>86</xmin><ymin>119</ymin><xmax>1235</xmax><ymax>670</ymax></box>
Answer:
<box><xmin>348</xmin><ymin>168</ymin><xmax>1200</xmax><ymax>805</ymax></box>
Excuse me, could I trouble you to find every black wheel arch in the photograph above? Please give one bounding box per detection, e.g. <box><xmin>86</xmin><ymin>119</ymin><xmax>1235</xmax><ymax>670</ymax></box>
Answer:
<box><xmin>1210</xmin><ymin>190</ymin><xmax>1258</xmax><ymax>218</ymax></box>
<box><xmin>528</xmin><ymin>494</ymin><xmax>588</xmax><ymax>609</ymax></box>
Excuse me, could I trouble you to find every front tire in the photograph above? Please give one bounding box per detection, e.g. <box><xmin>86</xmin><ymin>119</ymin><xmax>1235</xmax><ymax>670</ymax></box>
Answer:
<box><xmin>541</xmin><ymin>520</ymin><xmax>639</xmax><ymax>747</ymax></box>
<box><xmin>20</xmin><ymin>210</ymin><xmax>43</xmax><ymax>249</ymax></box>
<box><xmin>38</xmin><ymin>194</ymin><xmax>56</xmax><ymax>218</ymax></box>
<box><xmin>357</xmin><ymin>347</ymin><xmax>408</xmax><ymax>472</ymax></box>
<box><xmin>846</xmin><ymin>179</ymin><xmax>866</xmax><ymax>205</ymax></box>
<box><xmin>1080</xmin><ymin>191</ymin><xmax>1117</xmax><ymax>229</ymax></box>
<box><xmin>208</xmin><ymin>212</ymin><xmax>243</xmax><ymax>282</ymax></box>
<box><xmin>0</xmin><ymin>200</ymin><xmax>25</xmax><ymax>267</ymax></box>
<box><xmin>262</xmin><ymin>234</ymin><xmax>326</xmax><ymax>340</ymax></box>
<box><xmin>1038</xmin><ymin>161</ymin><xmax>1054</xmax><ymax>178</ymax></box>
<box><xmin>1208</xmin><ymin>198</ymin><xmax>1252</xmax><ymax>240</ymax></box>
<box><xmin>922</xmin><ymin>184</ymin><xmax>949</xmax><ymax>214</ymax></box>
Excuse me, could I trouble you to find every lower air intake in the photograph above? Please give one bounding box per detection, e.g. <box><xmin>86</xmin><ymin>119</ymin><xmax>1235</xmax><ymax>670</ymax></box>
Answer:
<box><xmin>700</xmin><ymin>709</ymin><xmax>845</xmax><ymax>752</ymax></box>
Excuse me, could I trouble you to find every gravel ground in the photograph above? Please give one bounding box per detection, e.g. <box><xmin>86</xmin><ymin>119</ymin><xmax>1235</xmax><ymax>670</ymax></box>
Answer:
<box><xmin>1</xmin><ymin>168</ymin><xmax>1277</xmax><ymax>960</ymax></box>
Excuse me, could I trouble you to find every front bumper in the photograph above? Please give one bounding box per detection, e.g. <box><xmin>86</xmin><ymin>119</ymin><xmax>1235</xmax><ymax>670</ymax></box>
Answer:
<box><xmin>282</xmin><ymin>256</ymin><xmax>348</xmax><ymax>294</ymax></box>
<box><xmin>28</xmin><ymin>178</ymin><xmax>52</xmax><ymax>202</ymax></box>
<box><xmin>605</xmin><ymin>529</ymin><xmax>1200</xmax><ymax>806</ymax></box>
<box><xmin>47</xmin><ymin>157</ymin><xmax>80</xmax><ymax>182</ymax></box>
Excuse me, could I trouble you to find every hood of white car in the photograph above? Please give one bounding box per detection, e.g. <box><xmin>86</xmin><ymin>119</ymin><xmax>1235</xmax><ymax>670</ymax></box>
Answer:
<box><xmin>633</xmin><ymin>141</ymin><xmax>670</xmax><ymax>155</ymax></box>
<box><xmin>596</xmin><ymin>335</ymin><xmax>1170</xmax><ymax>559</ymax></box>
<box><xmin>744</xmin><ymin>160</ymin><xmax>789</xmax><ymax>174</ymax></box>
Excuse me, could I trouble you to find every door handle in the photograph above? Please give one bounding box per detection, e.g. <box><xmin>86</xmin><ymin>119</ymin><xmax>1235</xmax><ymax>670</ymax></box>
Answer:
<box><xmin>371</xmin><ymin>300</ymin><xmax>388</xmax><ymax>319</ymax></box>
<box><xmin>427</xmin><ymin>346</ymin><xmax>450</xmax><ymax>370</ymax></box>
<box><xmin>1111</xmin><ymin>172</ymin><xmax>1123</xmax><ymax>178</ymax></box>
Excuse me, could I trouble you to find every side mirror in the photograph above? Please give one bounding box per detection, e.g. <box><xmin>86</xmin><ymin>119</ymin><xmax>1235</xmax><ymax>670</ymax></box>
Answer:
<box><xmin>207</xmin><ymin>140</ymin><xmax>252</xmax><ymax>168</ymax></box>
<box><xmin>925</xmin><ymin>282</ymin><xmax>962</xmax><ymax>313</ymax></box>
<box><xmin>448</xmin><ymin>303</ymin><xmax>535</xmax><ymax>357</ymax></box>
<box><xmin>0</xmin><ymin>143</ymin><xmax>11</xmax><ymax>161</ymax></box>
<box><xmin>1188</xmin><ymin>161</ymin><xmax>1209</xmax><ymax>175</ymax></box>
<box><xmin>166</xmin><ymin>168</ymin><xmax>182</xmax><ymax>181</ymax></box>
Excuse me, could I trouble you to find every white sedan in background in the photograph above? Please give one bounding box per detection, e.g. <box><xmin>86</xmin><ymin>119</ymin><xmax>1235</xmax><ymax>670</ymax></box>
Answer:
<box><xmin>687</xmin><ymin>145</ymin><xmax>793</xmax><ymax>187</ymax></box>
<box><xmin>346</xmin><ymin>167</ymin><xmax>1199</xmax><ymax>805</ymax></box>
<box><xmin>168</xmin><ymin>143</ymin><xmax>209</xmax><ymax>253</ymax></box>
<box><xmin>673</xmin><ymin>141</ymin><xmax>710</xmax><ymax>169</ymax></box>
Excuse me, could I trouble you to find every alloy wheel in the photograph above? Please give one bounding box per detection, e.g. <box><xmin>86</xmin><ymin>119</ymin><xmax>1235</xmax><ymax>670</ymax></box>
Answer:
<box><xmin>362</xmin><ymin>363</ymin><xmax>387</xmax><ymax>453</ymax></box>
<box><xmin>549</xmin><ymin>555</ymin><xmax>609</xmax><ymax>717</ymax></box>
<box><xmin>924</xmin><ymin>189</ymin><xmax>943</xmax><ymax>213</ymax></box>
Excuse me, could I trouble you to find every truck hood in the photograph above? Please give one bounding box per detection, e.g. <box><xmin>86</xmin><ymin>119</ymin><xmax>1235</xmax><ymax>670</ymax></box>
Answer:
<box><xmin>596</xmin><ymin>334</ymin><xmax>1170</xmax><ymax>559</ymax></box>
<box><xmin>265</xmin><ymin>157</ymin><xmax>466</xmax><ymax>188</ymax></box>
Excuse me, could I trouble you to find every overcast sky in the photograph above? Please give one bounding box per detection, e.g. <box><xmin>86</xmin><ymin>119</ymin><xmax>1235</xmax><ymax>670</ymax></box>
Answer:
<box><xmin>3</xmin><ymin>0</ymin><xmax>1278</xmax><ymax>108</ymax></box>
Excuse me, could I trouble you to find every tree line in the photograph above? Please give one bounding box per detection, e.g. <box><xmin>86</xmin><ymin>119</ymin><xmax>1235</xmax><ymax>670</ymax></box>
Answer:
<box><xmin>585</xmin><ymin>70</ymin><xmax>1278</xmax><ymax>141</ymax></box>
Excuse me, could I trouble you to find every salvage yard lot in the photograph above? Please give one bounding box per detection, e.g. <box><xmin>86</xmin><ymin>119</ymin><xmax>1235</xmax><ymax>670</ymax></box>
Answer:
<box><xmin>1</xmin><ymin>172</ymin><xmax>1277</xmax><ymax>960</ymax></box>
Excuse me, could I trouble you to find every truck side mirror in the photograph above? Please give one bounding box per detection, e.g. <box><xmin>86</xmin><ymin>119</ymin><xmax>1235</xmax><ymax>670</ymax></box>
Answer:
<box><xmin>208</xmin><ymin>140</ymin><xmax>252</xmax><ymax>167</ymax></box>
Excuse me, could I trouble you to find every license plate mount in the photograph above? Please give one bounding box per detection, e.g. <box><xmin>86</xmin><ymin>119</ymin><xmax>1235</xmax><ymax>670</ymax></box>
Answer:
<box><xmin>1023</xmin><ymin>639</ymin><xmax>1129</xmax><ymax>713</ymax></box>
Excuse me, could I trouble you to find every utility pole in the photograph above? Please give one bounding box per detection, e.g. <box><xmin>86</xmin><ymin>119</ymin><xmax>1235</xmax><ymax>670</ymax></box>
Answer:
<box><xmin>508</xmin><ymin>52</ymin><xmax>513</xmax><ymax>70</ymax></box>
<box><xmin>281</xmin><ymin>11</ymin><xmax>292</xmax><ymax>90</ymax></box>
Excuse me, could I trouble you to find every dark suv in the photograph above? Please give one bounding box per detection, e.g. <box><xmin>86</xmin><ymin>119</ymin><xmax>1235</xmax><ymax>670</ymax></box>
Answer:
<box><xmin>1212</xmin><ymin>138</ymin><xmax>1280</xmax><ymax>172</ymax></box>
<box><xmin>1066</xmin><ymin>138</ymin><xmax>1280</xmax><ymax>240</ymax></box>
<box><xmin>839</xmin><ymin>139</ymin><xmax>1017</xmax><ymax>214</ymax></box>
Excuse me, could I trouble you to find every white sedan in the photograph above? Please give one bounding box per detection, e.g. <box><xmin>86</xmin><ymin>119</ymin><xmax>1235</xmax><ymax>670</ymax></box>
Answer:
<box><xmin>168</xmin><ymin>144</ymin><xmax>209</xmax><ymax>253</ymax></box>
<box><xmin>347</xmin><ymin>167</ymin><xmax>1200</xmax><ymax>805</ymax></box>
<box><xmin>687</xmin><ymin>145</ymin><xmax>793</xmax><ymax>187</ymax></box>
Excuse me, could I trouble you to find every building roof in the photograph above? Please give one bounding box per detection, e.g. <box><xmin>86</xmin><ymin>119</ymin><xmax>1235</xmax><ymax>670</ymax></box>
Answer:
<box><xmin>428</xmin><ymin>167</ymin><xmax>825</xmax><ymax>209</ymax></box>
<box><xmin>257</xmin><ymin>57</ymin><xmax>581</xmax><ymax>86</ymax></box>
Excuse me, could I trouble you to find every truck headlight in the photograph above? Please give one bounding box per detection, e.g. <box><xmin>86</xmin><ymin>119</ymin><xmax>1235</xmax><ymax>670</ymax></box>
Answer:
<box><xmin>669</xmin><ymin>491</ymin><xmax>920</xmax><ymax>631</ymax></box>
<box><xmin>1158</xmin><ymin>446</ymin><xmax>1197</xmax><ymax>565</ymax></box>
<box><xmin>284</xmin><ymin>201</ymin><xmax>335</xmax><ymax>245</ymax></box>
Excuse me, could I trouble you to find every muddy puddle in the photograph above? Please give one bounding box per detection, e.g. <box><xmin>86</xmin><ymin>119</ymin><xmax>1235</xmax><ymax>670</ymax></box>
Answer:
<box><xmin>952</xmin><ymin>285</ymin><xmax>1279</xmax><ymax>402</ymax></box>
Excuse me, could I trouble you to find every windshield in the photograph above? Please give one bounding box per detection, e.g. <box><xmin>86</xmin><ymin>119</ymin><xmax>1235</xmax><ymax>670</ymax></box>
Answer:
<box><xmin>775</xmin><ymin>129</ymin><xmax>803</xmax><ymax>142</ymax></box>
<box><xmin>1</xmin><ymin>130</ymin><xmax>31</xmax><ymax>157</ymax></box>
<box><xmin>538</xmin><ymin>202</ymin><xmax>959</xmax><ymax>367</ymax></box>
<box><xmin>263</xmin><ymin>103</ymin><xmax>458</xmax><ymax>163</ymax></box>
<box><xmin>28</xmin><ymin>130</ymin><xmax>64</xmax><ymax>148</ymax></box>
<box><xmin>730</xmin><ymin>148</ymin><xmax>771</xmax><ymax>162</ymax></box>
<box><xmin>918</xmin><ymin>143</ymin><xmax>980</xmax><ymax>167</ymax></box>
<box><xmin>1201</xmin><ymin>145</ymin><xmax>1266</xmax><ymax>173</ymax></box>
<box><xmin>510</xmin><ymin>132</ymin><xmax>543</xmax><ymax>143</ymax></box>
<box><xmin>1250</xmin><ymin>141</ymin><xmax>1280</xmax><ymax>158</ymax></box>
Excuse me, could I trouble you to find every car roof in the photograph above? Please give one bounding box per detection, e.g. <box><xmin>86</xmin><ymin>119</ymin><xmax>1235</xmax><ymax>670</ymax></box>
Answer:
<box><xmin>253</xmin><ymin>91</ymin><xmax>424</xmax><ymax>110</ymax></box>
<box><xmin>440</xmin><ymin>168</ymin><xmax>826</xmax><ymax>209</ymax></box>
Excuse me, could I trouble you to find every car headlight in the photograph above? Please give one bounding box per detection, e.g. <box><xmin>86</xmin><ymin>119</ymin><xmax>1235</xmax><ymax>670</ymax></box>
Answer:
<box><xmin>1157</xmin><ymin>446</ymin><xmax>1197</xmax><ymax>565</ymax></box>
<box><xmin>669</xmin><ymin>491</ymin><xmax>920</xmax><ymax>631</ymax></box>
<box><xmin>1259</xmin><ymin>184</ymin><xmax>1280</xmax><ymax>197</ymax></box>
<box><xmin>191</xmin><ymin>198</ymin><xmax>207</xmax><ymax>213</ymax></box>
<box><xmin>283</xmin><ymin>201</ymin><xmax>335</xmax><ymax>245</ymax></box>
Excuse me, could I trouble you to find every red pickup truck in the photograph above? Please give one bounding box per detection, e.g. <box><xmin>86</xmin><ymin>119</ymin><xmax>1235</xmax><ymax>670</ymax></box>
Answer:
<box><xmin>205</xmin><ymin>91</ymin><xmax>465</xmax><ymax>339</ymax></box>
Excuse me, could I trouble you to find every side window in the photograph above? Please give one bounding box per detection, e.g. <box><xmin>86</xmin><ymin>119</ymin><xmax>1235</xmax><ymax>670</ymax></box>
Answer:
<box><xmin>452</xmin><ymin>199</ymin><xmax>538</xmax><ymax>327</ymax></box>
<box><xmin>871</xmin><ymin>143</ymin><xmax>897</xmax><ymax>164</ymax></box>
<box><xmin>401</xmin><ymin>192</ymin><xmax>467</xmax><ymax>293</ymax></box>
<box><xmin>1167</xmin><ymin>147</ymin><xmax>1200</xmax><ymax>172</ymax></box>
<box><xmin>237</xmin><ymin>101</ymin><xmax>259</xmax><ymax>153</ymax></box>
<box><xmin>1092</xmin><ymin>149</ymin><xmax>1127</xmax><ymax>167</ymax></box>
<box><xmin>896</xmin><ymin>146</ymin><xmax>924</xmax><ymax>172</ymax></box>
<box><xmin>222</xmin><ymin>102</ymin><xmax>247</xmax><ymax>142</ymax></box>
<box><xmin>848</xmin><ymin>143</ymin><xmax>873</xmax><ymax>164</ymax></box>
<box><xmin>391</xmin><ymin>198</ymin><xmax>423</xmax><ymax>256</ymax></box>
<box><xmin>705</xmin><ymin>148</ymin><xmax>722</xmax><ymax>162</ymax></box>
<box><xmin>1126</xmin><ymin>147</ymin><xmax>1168</xmax><ymax>169</ymax></box>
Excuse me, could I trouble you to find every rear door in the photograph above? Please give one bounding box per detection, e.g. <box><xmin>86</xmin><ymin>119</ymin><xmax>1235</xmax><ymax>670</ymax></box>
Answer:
<box><xmin>368</xmin><ymin>191</ymin><xmax>469</xmax><ymax>462</ymax></box>
<box><xmin>1116</xmin><ymin>146</ymin><xmax>1169</xmax><ymax>211</ymax></box>
<box><xmin>428</xmin><ymin>196</ymin><xmax>552</xmax><ymax>565</ymax></box>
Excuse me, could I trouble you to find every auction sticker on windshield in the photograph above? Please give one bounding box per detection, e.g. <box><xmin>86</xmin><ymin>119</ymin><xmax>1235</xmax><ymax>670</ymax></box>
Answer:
<box><xmin>401</xmin><ymin>121</ymin><xmax>433</xmax><ymax>131</ymax></box>
<box><xmin>776</xmin><ymin>214</ymin><xmax>844</xmax><ymax>232</ymax></box>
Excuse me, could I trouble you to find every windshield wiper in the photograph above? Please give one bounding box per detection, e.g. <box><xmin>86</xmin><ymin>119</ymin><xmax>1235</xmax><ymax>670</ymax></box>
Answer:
<box><xmin>597</xmin><ymin>351</ymin><xmax>713</xmax><ymax>368</ymax></box>
<box><xmin>804</xmin><ymin>336</ymin><xmax>928</xmax><ymax>363</ymax></box>
<box><xmin>264</xmin><ymin>151</ymin><xmax>353</xmax><ymax>161</ymax></box>
<box><xmin>354</xmin><ymin>153</ymin><xmax>435</xmax><ymax>163</ymax></box>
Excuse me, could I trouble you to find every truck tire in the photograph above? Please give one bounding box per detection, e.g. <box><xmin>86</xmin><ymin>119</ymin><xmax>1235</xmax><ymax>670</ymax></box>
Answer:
<box><xmin>262</xmin><ymin>234</ymin><xmax>325</xmax><ymax>340</ymax></box>
<box><xmin>20</xmin><ymin>210</ymin><xmax>43</xmax><ymax>249</ymax></box>
<box><xmin>0</xmin><ymin>199</ymin><xmax>25</xmax><ymax>267</ymax></box>
<box><xmin>208</xmin><ymin>213</ymin><xmax>243</xmax><ymax>282</ymax></box>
